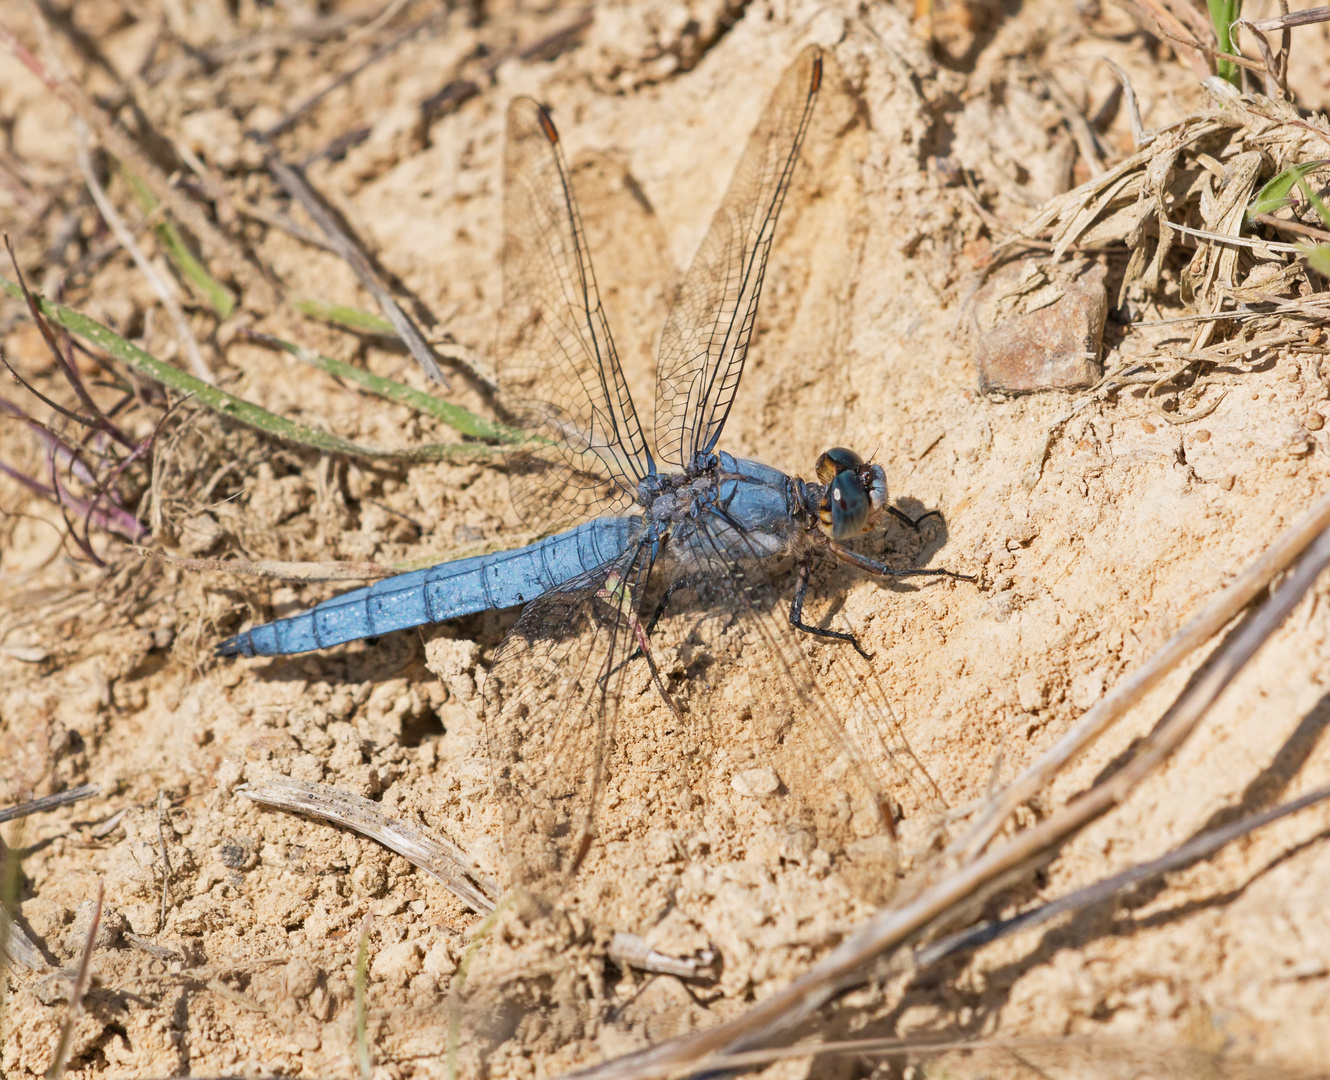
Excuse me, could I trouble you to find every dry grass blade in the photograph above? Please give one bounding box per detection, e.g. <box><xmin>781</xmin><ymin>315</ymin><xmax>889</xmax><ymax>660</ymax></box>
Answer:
<box><xmin>581</xmin><ymin>783</ymin><xmax>1330</xmax><ymax>1076</ymax></box>
<box><xmin>0</xmin><ymin>785</ymin><xmax>99</xmax><ymax>825</ymax></box>
<box><xmin>261</xmin><ymin>151</ymin><xmax>448</xmax><ymax>387</ymax></box>
<box><xmin>44</xmin><ymin>880</ymin><xmax>102</xmax><ymax>1080</ymax></box>
<box><xmin>568</xmin><ymin>503</ymin><xmax>1330</xmax><ymax>1080</ymax></box>
<box><xmin>240</xmin><ymin>778</ymin><xmax>497</xmax><ymax>914</ymax></box>
<box><xmin>954</xmin><ymin>487</ymin><xmax>1330</xmax><ymax>861</ymax></box>
<box><xmin>73</xmin><ymin>121</ymin><xmax>212</xmax><ymax>384</ymax></box>
<box><xmin>142</xmin><ymin>549</ymin><xmax>394</xmax><ymax>582</ymax></box>
<box><xmin>1249</xmin><ymin>6</ymin><xmax>1330</xmax><ymax>32</ymax></box>
<box><xmin>920</xmin><ymin>782</ymin><xmax>1330</xmax><ymax>970</ymax></box>
<box><xmin>598</xmin><ymin>1033</ymin><xmax>1326</xmax><ymax>1077</ymax></box>
<box><xmin>355</xmin><ymin>912</ymin><xmax>373</xmax><ymax>1080</ymax></box>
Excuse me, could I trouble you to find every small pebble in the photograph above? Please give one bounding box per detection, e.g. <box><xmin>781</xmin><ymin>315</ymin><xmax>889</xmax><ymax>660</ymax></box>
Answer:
<box><xmin>1193</xmin><ymin>429</ymin><xmax>1211</xmax><ymax>443</ymax></box>
<box><xmin>731</xmin><ymin>767</ymin><xmax>781</xmax><ymax>797</ymax></box>
<box><xmin>1307</xmin><ymin>412</ymin><xmax>1325</xmax><ymax>431</ymax></box>
<box><xmin>973</xmin><ymin>260</ymin><xmax>1107</xmax><ymax>393</ymax></box>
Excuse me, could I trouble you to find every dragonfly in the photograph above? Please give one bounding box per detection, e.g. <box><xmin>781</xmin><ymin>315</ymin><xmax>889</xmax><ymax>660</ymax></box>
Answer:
<box><xmin>219</xmin><ymin>45</ymin><xmax>967</xmax><ymax>908</ymax></box>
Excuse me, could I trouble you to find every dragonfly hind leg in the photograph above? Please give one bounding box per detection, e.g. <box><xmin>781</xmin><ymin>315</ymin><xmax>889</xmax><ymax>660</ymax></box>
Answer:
<box><xmin>788</xmin><ymin>558</ymin><xmax>874</xmax><ymax>660</ymax></box>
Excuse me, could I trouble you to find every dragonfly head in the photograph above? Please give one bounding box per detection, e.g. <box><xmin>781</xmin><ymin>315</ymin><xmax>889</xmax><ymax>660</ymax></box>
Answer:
<box><xmin>814</xmin><ymin>447</ymin><xmax>888</xmax><ymax>539</ymax></box>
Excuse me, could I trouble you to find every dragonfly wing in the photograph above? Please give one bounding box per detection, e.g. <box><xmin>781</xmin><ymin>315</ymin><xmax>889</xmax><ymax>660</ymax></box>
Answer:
<box><xmin>500</xmin><ymin>98</ymin><xmax>654</xmax><ymax>533</ymax></box>
<box><xmin>482</xmin><ymin>535</ymin><xmax>653</xmax><ymax>909</ymax></box>
<box><xmin>654</xmin><ymin>45</ymin><xmax>822</xmax><ymax>468</ymax></box>
<box><xmin>482</xmin><ymin>512</ymin><xmax>946</xmax><ymax>915</ymax></box>
<box><xmin>650</xmin><ymin>512</ymin><xmax>932</xmax><ymax>905</ymax></box>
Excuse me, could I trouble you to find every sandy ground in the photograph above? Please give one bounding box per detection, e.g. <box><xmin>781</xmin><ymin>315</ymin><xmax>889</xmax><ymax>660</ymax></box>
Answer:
<box><xmin>4</xmin><ymin>0</ymin><xmax>1330</xmax><ymax>1076</ymax></box>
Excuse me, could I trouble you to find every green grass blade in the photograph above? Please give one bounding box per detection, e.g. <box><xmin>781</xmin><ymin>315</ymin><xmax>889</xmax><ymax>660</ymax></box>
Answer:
<box><xmin>0</xmin><ymin>278</ymin><xmax>495</xmax><ymax>462</ymax></box>
<box><xmin>1247</xmin><ymin>161</ymin><xmax>1328</xmax><ymax>221</ymax></box>
<box><xmin>355</xmin><ymin>913</ymin><xmax>373</xmax><ymax>1080</ymax></box>
<box><xmin>1297</xmin><ymin>241</ymin><xmax>1330</xmax><ymax>276</ymax></box>
<box><xmin>1208</xmin><ymin>0</ymin><xmax>1242</xmax><ymax>87</ymax></box>
<box><xmin>292</xmin><ymin>297</ymin><xmax>397</xmax><ymax>337</ymax></box>
<box><xmin>255</xmin><ymin>331</ymin><xmax>523</xmax><ymax>442</ymax></box>
<box><xmin>123</xmin><ymin>172</ymin><xmax>236</xmax><ymax>319</ymax></box>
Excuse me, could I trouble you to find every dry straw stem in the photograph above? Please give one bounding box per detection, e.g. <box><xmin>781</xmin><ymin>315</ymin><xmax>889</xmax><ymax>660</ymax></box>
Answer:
<box><xmin>573</xmin><ymin>494</ymin><xmax>1330</xmax><ymax>1080</ymax></box>
<box><xmin>241</xmin><ymin>778</ymin><xmax>498</xmax><ymax>915</ymax></box>
<box><xmin>0</xmin><ymin>785</ymin><xmax>99</xmax><ymax>826</ymax></box>
<box><xmin>73</xmin><ymin>121</ymin><xmax>212</xmax><ymax>384</ymax></box>
<box><xmin>956</xmin><ymin>486</ymin><xmax>1330</xmax><ymax>860</ymax></box>
<box><xmin>44</xmin><ymin>881</ymin><xmax>102</xmax><ymax>1080</ymax></box>
<box><xmin>261</xmin><ymin>150</ymin><xmax>449</xmax><ymax>387</ymax></box>
<box><xmin>142</xmin><ymin>548</ymin><xmax>395</xmax><ymax>583</ymax></box>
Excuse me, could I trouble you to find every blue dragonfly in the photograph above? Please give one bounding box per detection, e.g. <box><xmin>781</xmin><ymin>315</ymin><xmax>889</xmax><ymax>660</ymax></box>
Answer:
<box><xmin>219</xmin><ymin>46</ymin><xmax>967</xmax><ymax>906</ymax></box>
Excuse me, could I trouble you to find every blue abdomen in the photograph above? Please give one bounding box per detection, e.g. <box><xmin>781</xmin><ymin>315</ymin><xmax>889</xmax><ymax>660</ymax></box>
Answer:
<box><xmin>217</xmin><ymin>516</ymin><xmax>640</xmax><ymax>657</ymax></box>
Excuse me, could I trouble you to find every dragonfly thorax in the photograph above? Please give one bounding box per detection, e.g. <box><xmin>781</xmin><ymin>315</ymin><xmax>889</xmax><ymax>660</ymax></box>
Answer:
<box><xmin>813</xmin><ymin>447</ymin><xmax>888</xmax><ymax>539</ymax></box>
<box><xmin>644</xmin><ymin>468</ymin><xmax>719</xmax><ymax>525</ymax></box>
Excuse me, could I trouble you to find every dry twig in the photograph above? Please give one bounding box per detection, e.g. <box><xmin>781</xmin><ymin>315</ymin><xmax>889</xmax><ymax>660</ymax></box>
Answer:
<box><xmin>44</xmin><ymin>881</ymin><xmax>101</xmax><ymax>1080</ymax></box>
<box><xmin>261</xmin><ymin>150</ymin><xmax>448</xmax><ymax>386</ymax></box>
<box><xmin>240</xmin><ymin>777</ymin><xmax>497</xmax><ymax>914</ymax></box>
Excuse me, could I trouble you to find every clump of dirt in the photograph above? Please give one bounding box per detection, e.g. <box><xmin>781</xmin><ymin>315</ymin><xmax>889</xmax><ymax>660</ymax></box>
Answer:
<box><xmin>5</xmin><ymin>0</ymin><xmax>1330</xmax><ymax>1077</ymax></box>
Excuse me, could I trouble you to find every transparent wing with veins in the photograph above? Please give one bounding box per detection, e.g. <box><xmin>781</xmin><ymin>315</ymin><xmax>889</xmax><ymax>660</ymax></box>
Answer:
<box><xmin>654</xmin><ymin>44</ymin><xmax>822</xmax><ymax>468</ymax></box>
<box><xmin>499</xmin><ymin>98</ymin><xmax>654</xmax><ymax>533</ymax></box>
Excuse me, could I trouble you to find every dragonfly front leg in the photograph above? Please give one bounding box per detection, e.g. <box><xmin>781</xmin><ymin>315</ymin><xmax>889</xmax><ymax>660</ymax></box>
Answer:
<box><xmin>788</xmin><ymin>556</ymin><xmax>874</xmax><ymax>660</ymax></box>
<box><xmin>827</xmin><ymin>540</ymin><xmax>975</xmax><ymax>583</ymax></box>
<box><xmin>887</xmin><ymin>505</ymin><xmax>942</xmax><ymax>531</ymax></box>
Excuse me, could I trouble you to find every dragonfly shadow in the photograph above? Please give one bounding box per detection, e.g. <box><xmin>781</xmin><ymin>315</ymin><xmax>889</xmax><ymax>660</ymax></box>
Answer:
<box><xmin>883</xmin><ymin>496</ymin><xmax>954</xmax><ymax>570</ymax></box>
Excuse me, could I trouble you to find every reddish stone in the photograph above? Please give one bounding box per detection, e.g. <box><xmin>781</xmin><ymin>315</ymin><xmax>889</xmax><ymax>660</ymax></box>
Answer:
<box><xmin>973</xmin><ymin>259</ymin><xmax>1107</xmax><ymax>393</ymax></box>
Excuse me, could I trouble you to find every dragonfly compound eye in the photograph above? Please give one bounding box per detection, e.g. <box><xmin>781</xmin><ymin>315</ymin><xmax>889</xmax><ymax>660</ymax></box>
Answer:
<box><xmin>814</xmin><ymin>446</ymin><xmax>862</xmax><ymax>484</ymax></box>
<box><xmin>820</xmin><ymin>469</ymin><xmax>871</xmax><ymax>538</ymax></box>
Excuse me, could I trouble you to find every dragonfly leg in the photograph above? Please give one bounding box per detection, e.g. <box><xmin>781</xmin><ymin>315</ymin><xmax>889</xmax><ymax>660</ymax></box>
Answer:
<box><xmin>788</xmin><ymin>557</ymin><xmax>874</xmax><ymax>660</ymax></box>
<box><xmin>642</xmin><ymin>577</ymin><xmax>685</xmax><ymax>639</ymax></box>
<box><xmin>596</xmin><ymin>574</ymin><xmax>682</xmax><ymax>718</ymax></box>
<box><xmin>828</xmin><ymin>540</ymin><xmax>976</xmax><ymax>583</ymax></box>
<box><xmin>629</xmin><ymin>618</ymin><xmax>681</xmax><ymax>719</ymax></box>
<box><xmin>610</xmin><ymin>578</ymin><xmax>683</xmax><ymax>673</ymax></box>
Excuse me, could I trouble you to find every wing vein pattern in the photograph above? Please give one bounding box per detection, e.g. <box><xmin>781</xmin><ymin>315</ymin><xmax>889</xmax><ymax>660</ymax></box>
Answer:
<box><xmin>500</xmin><ymin>99</ymin><xmax>654</xmax><ymax>534</ymax></box>
<box><xmin>655</xmin><ymin>45</ymin><xmax>822</xmax><ymax>467</ymax></box>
